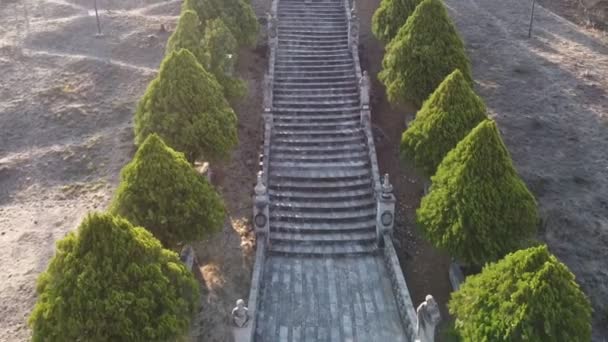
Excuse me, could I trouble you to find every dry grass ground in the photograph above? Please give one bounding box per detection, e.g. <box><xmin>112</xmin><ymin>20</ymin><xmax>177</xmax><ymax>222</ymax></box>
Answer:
<box><xmin>359</xmin><ymin>0</ymin><xmax>607</xmax><ymax>339</ymax></box>
<box><xmin>0</xmin><ymin>0</ymin><xmax>268</xmax><ymax>340</ymax></box>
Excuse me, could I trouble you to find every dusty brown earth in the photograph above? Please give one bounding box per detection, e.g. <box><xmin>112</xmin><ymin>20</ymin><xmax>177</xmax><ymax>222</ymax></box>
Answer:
<box><xmin>0</xmin><ymin>0</ymin><xmax>267</xmax><ymax>340</ymax></box>
<box><xmin>361</xmin><ymin>0</ymin><xmax>608</xmax><ymax>339</ymax></box>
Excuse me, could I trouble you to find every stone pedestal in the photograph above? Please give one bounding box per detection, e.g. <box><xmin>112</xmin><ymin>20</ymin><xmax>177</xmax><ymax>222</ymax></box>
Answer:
<box><xmin>253</xmin><ymin>172</ymin><xmax>269</xmax><ymax>244</ymax></box>
<box><xmin>376</xmin><ymin>174</ymin><xmax>396</xmax><ymax>246</ymax></box>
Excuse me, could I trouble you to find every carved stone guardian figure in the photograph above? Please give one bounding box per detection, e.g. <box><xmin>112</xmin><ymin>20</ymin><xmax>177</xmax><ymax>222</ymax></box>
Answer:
<box><xmin>359</xmin><ymin>70</ymin><xmax>370</xmax><ymax>107</ymax></box>
<box><xmin>231</xmin><ymin>299</ymin><xmax>249</xmax><ymax>328</ymax></box>
<box><xmin>416</xmin><ymin>295</ymin><xmax>441</xmax><ymax>342</ymax></box>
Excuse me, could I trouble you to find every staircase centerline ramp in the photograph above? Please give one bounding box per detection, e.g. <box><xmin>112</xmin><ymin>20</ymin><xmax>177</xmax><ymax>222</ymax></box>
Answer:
<box><xmin>239</xmin><ymin>0</ymin><xmax>418</xmax><ymax>341</ymax></box>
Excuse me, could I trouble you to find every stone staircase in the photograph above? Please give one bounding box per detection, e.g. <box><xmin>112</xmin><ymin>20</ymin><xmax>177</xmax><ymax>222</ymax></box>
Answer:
<box><xmin>267</xmin><ymin>0</ymin><xmax>377</xmax><ymax>257</ymax></box>
<box><xmin>243</xmin><ymin>0</ymin><xmax>417</xmax><ymax>341</ymax></box>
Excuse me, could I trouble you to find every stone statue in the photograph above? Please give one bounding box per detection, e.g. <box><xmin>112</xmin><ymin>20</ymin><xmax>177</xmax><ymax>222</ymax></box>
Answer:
<box><xmin>416</xmin><ymin>295</ymin><xmax>441</xmax><ymax>342</ymax></box>
<box><xmin>381</xmin><ymin>173</ymin><xmax>393</xmax><ymax>195</ymax></box>
<box><xmin>254</xmin><ymin>171</ymin><xmax>267</xmax><ymax>196</ymax></box>
<box><xmin>231</xmin><ymin>299</ymin><xmax>249</xmax><ymax>328</ymax></box>
<box><xmin>351</xmin><ymin>1</ymin><xmax>357</xmax><ymax>18</ymax></box>
<box><xmin>359</xmin><ymin>70</ymin><xmax>370</xmax><ymax>106</ymax></box>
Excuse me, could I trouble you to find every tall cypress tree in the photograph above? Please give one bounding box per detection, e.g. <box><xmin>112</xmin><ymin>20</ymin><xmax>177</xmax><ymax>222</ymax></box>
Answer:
<box><xmin>111</xmin><ymin>134</ymin><xmax>225</xmax><ymax>248</ymax></box>
<box><xmin>450</xmin><ymin>245</ymin><xmax>592</xmax><ymax>341</ymax></box>
<box><xmin>134</xmin><ymin>48</ymin><xmax>238</xmax><ymax>163</ymax></box>
<box><xmin>372</xmin><ymin>0</ymin><xmax>422</xmax><ymax>43</ymax></box>
<box><xmin>417</xmin><ymin>119</ymin><xmax>539</xmax><ymax>265</ymax></box>
<box><xmin>401</xmin><ymin>69</ymin><xmax>487</xmax><ymax>175</ymax></box>
<box><xmin>202</xmin><ymin>18</ymin><xmax>246</xmax><ymax>101</ymax></box>
<box><xmin>29</xmin><ymin>213</ymin><xmax>199</xmax><ymax>341</ymax></box>
<box><xmin>379</xmin><ymin>0</ymin><xmax>471</xmax><ymax>106</ymax></box>
<box><xmin>165</xmin><ymin>10</ymin><xmax>205</xmax><ymax>65</ymax></box>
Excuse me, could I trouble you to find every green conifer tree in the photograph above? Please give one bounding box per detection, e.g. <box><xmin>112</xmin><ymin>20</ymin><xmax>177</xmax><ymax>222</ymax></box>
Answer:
<box><xmin>401</xmin><ymin>69</ymin><xmax>487</xmax><ymax>175</ymax></box>
<box><xmin>379</xmin><ymin>0</ymin><xmax>471</xmax><ymax>106</ymax></box>
<box><xmin>417</xmin><ymin>120</ymin><xmax>539</xmax><ymax>265</ymax></box>
<box><xmin>134</xmin><ymin>48</ymin><xmax>238</xmax><ymax>163</ymax></box>
<box><xmin>202</xmin><ymin>18</ymin><xmax>246</xmax><ymax>100</ymax></box>
<box><xmin>111</xmin><ymin>134</ymin><xmax>225</xmax><ymax>247</ymax></box>
<box><xmin>166</xmin><ymin>10</ymin><xmax>205</xmax><ymax>65</ymax></box>
<box><xmin>372</xmin><ymin>0</ymin><xmax>422</xmax><ymax>43</ymax></box>
<box><xmin>29</xmin><ymin>213</ymin><xmax>199</xmax><ymax>342</ymax></box>
<box><xmin>450</xmin><ymin>245</ymin><xmax>592</xmax><ymax>341</ymax></box>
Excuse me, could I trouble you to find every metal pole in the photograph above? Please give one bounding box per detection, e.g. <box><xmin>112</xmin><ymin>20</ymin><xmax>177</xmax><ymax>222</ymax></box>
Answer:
<box><xmin>528</xmin><ymin>0</ymin><xmax>536</xmax><ymax>38</ymax></box>
<box><xmin>94</xmin><ymin>0</ymin><xmax>102</xmax><ymax>35</ymax></box>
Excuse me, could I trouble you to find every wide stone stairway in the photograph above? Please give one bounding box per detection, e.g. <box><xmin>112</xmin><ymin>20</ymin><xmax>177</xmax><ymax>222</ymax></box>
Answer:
<box><xmin>245</xmin><ymin>0</ymin><xmax>417</xmax><ymax>341</ymax></box>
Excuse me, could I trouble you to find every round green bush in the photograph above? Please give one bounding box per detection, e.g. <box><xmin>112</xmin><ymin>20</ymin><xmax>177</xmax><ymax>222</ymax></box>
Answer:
<box><xmin>372</xmin><ymin>0</ymin><xmax>422</xmax><ymax>43</ymax></box>
<box><xmin>401</xmin><ymin>69</ymin><xmax>487</xmax><ymax>175</ymax></box>
<box><xmin>166</xmin><ymin>10</ymin><xmax>205</xmax><ymax>65</ymax></box>
<box><xmin>134</xmin><ymin>48</ymin><xmax>238</xmax><ymax>163</ymax></box>
<box><xmin>111</xmin><ymin>134</ymin><xmax>225</xmax><ymax>247</ymax></box>
<box><xmin>450</xmin><ymin>245</ymin><xmax>592</xmax><ymax>341</ymax></box>
<box><xmin>29</xmin><ymin>212</ymin><xmax>199</xmax><ymax>342</ymax></box>
<box><xmin>378</xmin><ymin>0</ymin><xmax>472</xmax><ymax>106</ymax></box>
<box><xmin>417</xmin><ymin>119</ymin><xmax>539</xmax><ymax>265</ymax></box>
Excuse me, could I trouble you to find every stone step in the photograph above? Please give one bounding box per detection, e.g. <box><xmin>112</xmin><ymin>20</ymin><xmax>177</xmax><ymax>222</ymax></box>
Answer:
<box><xmin>268</xmin><ymin>180</ymin><xmax>371</xmax><ymax>194</ymax></box>
<box><xmin>270</xmin><ymin>219</ymin><xmax>376</xmax><ymax>233</ymax></box>
<box><xmin>270</xmin><ymin>207</ymin><xmax>376</xmax><ymax>222</ymax></box>
<box><xmin>275</xmin><ymin>62</ymin><xmax>353</xmax><ymax>71</ymax></box>
<box><xmin>278</xmin><ymin>23</ymin><xmax>347</xmax><ymax>30</ymax></box>
<box><xmin>272</xmin><ymin>150</ymin><xmax>367</xmax><ymax>162</ymax></box>
<box><xmin>278</xmin><ymin>11</ymin><xmax>344</xmax><ymax>17</ymax></box>
<box><xmin>278</xmin><ymin>38</ymin><xmax>348</xmax><ymax>46</ymax></box>
<box><xmin>276</xmin><ymin>52</ymin><xmax>350</xmax><ymax>61</ymax></box>
<box><xmin>270</xmin><ymin>160</ymin><xmax>369</xmax><ymax>171</ymax></box>
<box><xmin>273</xmin><ymin>86</ymin><xmax>358</xmax><ymax>96</ymax></box>
<box><xmin>273</xmin><ymin>113</ymin><xmax>361</xmax><ymax>125</ymax></box>
<box><xmin>279</xmin><ymin>32</ymin><xmax>347</xmax><ymax>40</ymax></box>
<box><xmin>272</xmin><ymin>197</ymin><xmax>374</xmax><ymax>210</ymax></box>
<box><xmin>277</xmin><ymin>48</ymin><xmax>350</xmax><ymax>57</ymax></box>
<box><xmin>273</xmin><ymin>98</ymin><xmax>359</xmax><ymax>107</ymax></box>
<box><xmin>273</xmin><ymin>106</ymin><xmax>359</xmax><ymax>114</ymax></box>
<box><xmin>273</xmin><ymin>92</ymin><xmax>358</xmax><ymax>102</ymax></box>
<box><xmin>279</xmin><ymin>18</ymin><xmax>346</xmax><ymax>24</ymax></box>
<box><xmin>268</xmin><ymin>188</ymin><xmax>372</xmax><ymax>202</ymax></box>
<box><xmin>275</xmin><ymin>57</ymin><xmax>353</xmax><ymax>67</ymax></box>
<box><xmin>272</xmin><ymin>135</ymin><xmax>364</xmax><ymax>146</ymax></box>
<box><xmin>275</xmin><ymin>69</ymin><xmax>354</xmax><ymax>79</ymax></box>
<box><xmin>267</xmin><ymin>242</ymin><xmax>378</xmax><ymax>257</ymax></box>
<box><xmin>271</xmin><ymin>142</ymin><xmax>366</xmax><ymax>154</ymax></box>
<box><xmin>269</xmin><ymin>168</ymin><xmax>370</xmax><ymax>181</ymax></box>
<box><xmin>278</xmin><ymin>41</ymin><xmax>349</xmax><ymax>49</ymax></box>
<box><xmin>273</xmin><ymin>80</ymin><xmax>355</xmax><ymax>90</ymax></box>
<box><xmin>273</xmin><ymin>129</ymin><xmax>361</xmax><ymax>138</ymax></box>
<box><xmin>269</xmin><ymin>231</ymin><xmax>377</xmax><ymax>244</ymax></box>
<box><xmin>273</xmin><ymin>120</ymin><xmax>359</xmax><ymax>130</ymax></box>
<box><xmin>279</xmin><ymin>28</ymin><xmax>348</xmax><ymax>36</ymax></box>
<box><xmin>279</xmin><ymin>5</ymin><xmax>344</xmax><ymax>11</ymax></box>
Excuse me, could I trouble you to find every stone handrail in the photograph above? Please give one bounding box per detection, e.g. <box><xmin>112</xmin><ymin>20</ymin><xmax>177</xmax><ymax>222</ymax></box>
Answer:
<box><xmin>345</xmin><ymin>0</ymin><xmax>417</xmax><ymax>338</ymax></box>
<box><xmin>233</xmin><ymin>1</ymin><xmax>279</xmax><ymax>340</ymax></box>
<box><xmin>344</xmin><ymin>0</ymin><xmax>381</xmax><ymax>193</ymax></box>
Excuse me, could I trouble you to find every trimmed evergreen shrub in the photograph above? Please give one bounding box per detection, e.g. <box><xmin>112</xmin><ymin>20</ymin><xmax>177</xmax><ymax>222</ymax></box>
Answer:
<box><xmin>417</xmin><ymin>119</ymin><xmax>539</xmax><ymax>265</ymax></box>
<box><xmin>166</xmin><ymin>10</ymin><xmax>205</xmax><ymax>65</ymax></box>
<box><xmin>450</xmin><ymin>245</ymin><xmax>592</xmax><ymax>341</ymax></box>
<box><xmin>111</xmin><ymin>134</ymin><xmax>225</xmax><ymax>247</ymax></box>
<box><xmin>372</xmin><ymin>0</ymin><xmax>422</xmax><ymax>43</ymax></box>
<box><xmin>134</xmin><ymin>48</ymin><xmax>238</xmax><ymax>163</ymax></box>
<box><xmin>378</xmin><ymin>0</ymin><xmax>472</xmax><ymax>106</ymax></box>
<box><xmin>29</xmin><ymin>212</ymin><xmax>199</xmax><ymax>342</ymax></box>
<box><xmin>203</xmin><ymin>18</ymin><xmax>247</xmax><ymax>100</ymax></box>
<box><xmin>401</xmin><ymin>69</ymin><xmax>487</xmax><ymax>175</ymax></box>
<box><xmin>217</xmin><ymin>0</ymin><xmax>259</xmax><ymax>47</ymax></box>
<box><xmin>182</xmin><ymin>0</ymin><xmax>258</xmax><ymax>47</ymax></box>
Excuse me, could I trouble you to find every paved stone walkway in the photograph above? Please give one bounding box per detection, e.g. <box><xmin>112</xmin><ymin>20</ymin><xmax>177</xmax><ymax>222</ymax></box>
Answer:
<box><xmin>253</xmin><ymin>0</ymin><xmax>411</xmax><ymax>340</ymax></box>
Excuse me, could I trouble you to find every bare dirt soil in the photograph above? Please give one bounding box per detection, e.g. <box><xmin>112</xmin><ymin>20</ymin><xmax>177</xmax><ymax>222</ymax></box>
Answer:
<box><xmin>537</xmin><ymin>0</ymin><xmax>608</xmax><ymax>31</ymax></box>
<box><xmin>0</xmin><ymin>0</ymin><xmax>268</xmax><ymax>340</ymax></box>
<box><xmin>360</xmin><ymin>0</ymin><xmax>608</xmax><ymax>339</ymax></box>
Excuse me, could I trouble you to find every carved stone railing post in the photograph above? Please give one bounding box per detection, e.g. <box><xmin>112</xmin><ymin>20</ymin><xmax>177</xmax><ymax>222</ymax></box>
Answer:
<box><xmin>376</xmin><ymin>173</ymin><xmax>396</xmax><ymax>246</ymax></box>
<box><xmin>348</xmin><ymin>1</ymin><xmax>359</xmax><ymax>50</ymax></box>
<box><xmin>359</xmin><ymin>70</ymin><xmax>370</xmax><ymax>124</ymax></box>
<box><xmin>253</xmin><ymin>172</ymin><xmax>270</xmax><ymax>244</ymax></box>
